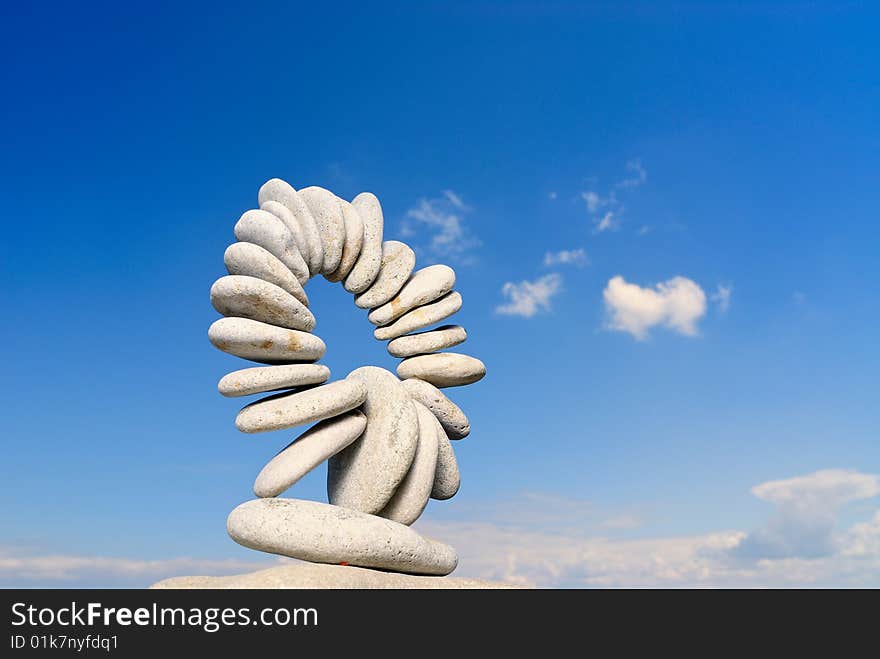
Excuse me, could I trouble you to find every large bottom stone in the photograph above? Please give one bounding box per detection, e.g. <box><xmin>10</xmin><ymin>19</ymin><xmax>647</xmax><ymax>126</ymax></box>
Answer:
<box><xmin>227</xmin><ymin>498</ymin><xmax>457</xmax><ymax>576</ymax></box>
<box><xmin>150</xmin><ymin>563</ymin><xmax>518</xmax><ymax>589</ymax></box>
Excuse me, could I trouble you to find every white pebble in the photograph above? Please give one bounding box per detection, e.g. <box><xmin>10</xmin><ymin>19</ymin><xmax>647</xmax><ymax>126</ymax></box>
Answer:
<box><xmin>235</xmin><ymin>379</ymin><xmax>368</xmax><ymax>433</ymax></box>
<box><xmin>374</xmin><ymin>292</ymin><xmax>462</xmax><ymax>341</ymax></box>
<box><xmin>378</xmin><ymin>402</ymin><xmax>439</xmax><ymax>526</ymax></box>
<box><xmin>253</xmin><ymin>411</ymin><xmax>367</xmax><ymax>497</ymax></box>
<box><xmin>344</xmin><ymin>192</ymin><xmax>384</xmax><ymax>294</ymax></box>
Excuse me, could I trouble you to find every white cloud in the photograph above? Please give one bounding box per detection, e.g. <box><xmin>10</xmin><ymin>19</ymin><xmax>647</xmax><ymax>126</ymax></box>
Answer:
<box><xmin>0</xmin><ymin>551</ymin><xmax>277</xmax><ymax>588</ymax></box>
<box><xmin>419</xmin><ymin>520</ymin><xmax>743</xmax><ymax>587</ymax></box>
<box><xmin>581</xmin><ymin>191</ymin><xmax>606</xmax><ymax>213</ymax></box>
<box><xmin>614</xmin><ymin>158</ymin><xmax>647</xmax><ymax>190</ymax></box>
<box><xmin>581</xmin><ymin>160</ymin><xmax>647</xmax><ymax>233</ymax></box>
<box><xmin>417</xmin><ymin>469</ymin><xmax>880</xmax><ymax>587</ymax></box>
<box><xmin>12</xmin><ymin>470</ymin><xmax>880</xmax><ymax>588</ymax></box>
<box><xmin>442</xmin><ymin>189</ymin><xmax>465</xmax><ymax>209</ymax></box>
<box><xmin>593</xmin><ymin>211</ymin><xmax>619</xmax><ymax>233</ymax></box>
<box><xmin>711</xmin><ymin>284</ymin><xmax>733</xmax><ymax>312</ymax></box>
<box><xmin>403</xmin><ymin>190</ymin><xmax>480</xmax><ymax>263</ymax></box>
<box><xmin>495</xmin><ymin>273</ymin><xmax>563</xmax><ymax>318</ymax></box>
<box><xmin>548</xmin><ymin>191</ymin><xmax>558</xmax><ymax>200</ymax></box>
<box><xmin>732</xmin><ymin>470</ymin><xmax>880</xmax><ymax>560</ymax></box>
<box><xmin>603</xmin><ymin>275</ymin><xmax>708</xmax><ymax>340</ymax></box>
<box><xmin>751</xmin><ymin>469</ymin><xmax>880</xmax><ymax>507</ymax></box>
<box><xmin>543</xmin><ymin>248</ymin><xmax>588</xmax><ymax>267</ymax></box>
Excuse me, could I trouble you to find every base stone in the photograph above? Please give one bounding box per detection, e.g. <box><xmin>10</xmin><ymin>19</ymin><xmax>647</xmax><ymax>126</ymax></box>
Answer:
<box><xmin>150</xmin><ymin>563</ymin><xmax>518</xmax><ymax>589</ymax></box>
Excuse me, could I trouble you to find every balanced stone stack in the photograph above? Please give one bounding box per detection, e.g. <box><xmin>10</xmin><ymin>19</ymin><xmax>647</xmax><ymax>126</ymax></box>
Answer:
<box><xmin>208</xmin><ymin>179</ymin><xmax>485</xmax><ymax>576</ymax></box>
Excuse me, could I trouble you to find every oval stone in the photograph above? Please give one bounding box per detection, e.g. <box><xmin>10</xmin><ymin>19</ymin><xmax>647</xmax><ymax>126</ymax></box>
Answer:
<box><xmin>236</xmin><ymin>379</ymin><xmax>367</xmax><ymax>433</ymax></box>
<box><xmin>327</xmin><ymin>366</ymin><xmax>419</xmax><ymax>514</ymax></box>
<box><xmin>253</xmin><ymin>410</ymin><xmax>367</xmax><ymax>497</ymax></box>
<box><xmin>354</xmin><ymin>241</ymin><xmax>416</xmax><ymax>309</ymax></box>
<box><xmin>397</xmin><ymin>353</ymin><xmax>486</xmax><ymax>388</ymax></box>
<box><xmin>374</xmin><ymin>292</ymin><xmax>463</xmax><ymax>341</ymax></box>
<box><xmin>224</xmin><ymin>242</ymin><xmax>308</xmax><ymax>307</ymax></box>
<box><xmin>210</xmin><ymin>275</ymin><xmax>315</xmax><ymax>331</ymax></box>
<box><xmin>227</xmin><ymin>498</ymin><xmax>458</xmax><ymax>575</ymax></box>
<box><xmin>401</xmin><ymin>377</ymin><xmax>470</xmax><ymax>439</ymax></box>
<box><xmin>387</xmin><ymin>325</ymin><xmax>467</xmax><ymax>358</ymax></box>
<box><xmin>343</xmin><ymin>192</ymin><xmax>384</xmax><ymax>294</ymax></box>
<box><xmin>300</xmin><ymin>186</ymin><xmax>345</xmax><ymax>275</ymax></box>
<box><xmin>430</xmin><ymin>416</ymin><xmax>461</xmax><ymax>500</ymax></box>
<box><xmin>378</xmin><ymin>402</ymin><xmax>439</xmax><ymax>526</ymax></box>
<box><xmin>218</xmin><ymin>364</ymin><xmax>330</xmax><ymax>397</ymax></box>
<box><xmin>368</xmin><ymin>265</ymin><xmax>456</xmax><ymax>326</ymax></box>
<box><xmin>258</xmin><ymin>178</ymin><xmax>324</xmax><ymax>275</ymax></box>
<box><xmin>259</xmin><ymin>200</ymin><xmax>311</xmax><ymax>268</ymax></box>
<box><xmin>233</xmin><ymin>209</ymin><xmax>309</xmax><ymax>284</ymax></box>
<box><xmin>208</xmin><ymin>317</ymin><xmax>326</xmax><ymax>363</ymax></box>
<box><xmin>325</xmin><ymin>198</ymin><xmax>364</xmax><ymax>283</ymax></box>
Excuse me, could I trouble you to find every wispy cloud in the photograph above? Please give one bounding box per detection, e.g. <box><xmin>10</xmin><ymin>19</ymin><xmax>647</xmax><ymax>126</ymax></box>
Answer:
<box><xmin>711</xmin><ymin>284</ymin><xmax>733</xmax><ymax>312</ymax></box>
<box><xmin>402</xmin><ymin>190</ymin><xmax>480</xmax><ymax>264</ymax></box>
<box><xmin>543</xmin><ymin>248</ymin><xmax>588</xmax><ymax>268</ymax></box>
<box><xmin>442</xmin><ymin>189</ymin><xmax>465</xmax><ymax>209</ymax></box>
<box><xmin>593</xmin><ymin>211</ymin><xmax>619</xmax><ymax>233</ymax></box>
<box><xmin>603</xmin><ymin>275</ymin><xmax>708</xmax><ymax>340</ymax></box>
<box><xmin>418</xmin><ymin>469</ymin><xmax>880</xmax><ymax>587</ymax></box>
<box><xmin>613</xmin><ymin>158</ymin><xmax>647</xmax><ymax>190</ymax></box>
<box><xmin>582</xmin><ymin>159</ymin><xmax>647</xmax><ymax>234</ymax></box>
<box><xmin>581</xmin><ymin>191</ymin><xmax>606</xmax><ymax>213</ymax></box>
<box><xmin>495</xmin><ymin>273</ymin><xmax>563</xmax><ymax>318</ymax></box>
<box><xmin>0</xmin><ymin>551</ymin><xmax>277</xmax><ymax>588</ymax></box>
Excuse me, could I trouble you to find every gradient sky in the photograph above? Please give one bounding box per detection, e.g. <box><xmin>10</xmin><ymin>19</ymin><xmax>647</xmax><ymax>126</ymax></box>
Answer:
<box><xmin>2</xmin><ymin>2</ymin><xmax>878</xmax><ymax>587</ymax></box>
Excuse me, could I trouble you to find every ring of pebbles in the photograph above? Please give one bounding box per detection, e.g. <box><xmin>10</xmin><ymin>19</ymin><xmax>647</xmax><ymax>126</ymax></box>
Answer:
<box><xmin>209</xmin><ymin>179</ymin><xmax>485</xmax><ymax>575</ymax></box>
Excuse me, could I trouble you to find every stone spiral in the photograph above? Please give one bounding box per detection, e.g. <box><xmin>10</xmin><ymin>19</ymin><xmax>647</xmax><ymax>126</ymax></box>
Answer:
<box><xmin>209</xmin><ymin>179</ymin><xmax>485</xmax><ymax>575</ymax></box>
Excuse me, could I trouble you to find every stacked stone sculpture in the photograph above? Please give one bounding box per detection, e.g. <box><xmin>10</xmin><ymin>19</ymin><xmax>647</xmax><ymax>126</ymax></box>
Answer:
<box><xmin>209</xmin><ymin>179</ymin><xmax>485</xmax><ymax>576</ymax></box>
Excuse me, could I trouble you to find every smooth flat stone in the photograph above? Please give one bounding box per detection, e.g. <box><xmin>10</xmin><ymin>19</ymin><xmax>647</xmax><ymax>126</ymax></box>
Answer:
<box><xmin>368</xmin><ymin>265</ymin><xmax>456</xmax><ymax>326</ymax></box>
<box><xmin>374</xmin><ymin>291</ymin><xmax>463</xmax><ymax>341</ymax></box>
<box><xmin>233</xmin><ymin>209</ymin><xmax>309</xmax><ymax>284</ymax></box>
<box><xmin>300</xmin><ymin>186</ymin><xmax>345</xmax><ymax>275</ymax></box>
<box><xmin>210</xmin><ymin>275</ymin><xmax>316</xmax><ymax>331</ymax></box>
<box><xmin>324</xmin><ymin>198</ymin><xmax>364</xmax><ymax>283</ymax></box>
<box><xmin>343</xmin><ymin>192</ymin><xmax>384</xmax><ymax>294</ymax></box>
<box><xmin>218</xmin><ymin>364</ymin><xmax>330</xmax><ymax>397</ymax></box>
<box><xmin>236</xmin><ymin>379</ymin><xmax>367</xmax><ymax>433</ymax></box>
<box><xmin>226</xmin><ymin>498</ymin><xmax>457</xmax><ymax>575</ymax></box>
<box><xmin>224</xmin><ymin>242</ymin><xmax>308</xmax><ymax>307</ymax></box>
<box><xmin>354</xmin><ymin>241</ymin><xmax>416</xmax><ymax>309</ymax></box>
<box><xmin>387</xmin><ymin>324</ymin><xmax>467</xmax><ymax>358</ymax></box>
<box><xmin>378</xmin><ymin>402</ymin><xmax>439</xmax><ymax>526</ymax></box>
<box><xmin>151</xmin><ymin>564</ymin><xmax>517</xmax><ymax>589</ymax></box>
<box><xmin>400</xmin><ymin>377</ymin><xmax>470</xmax><ymax>439</ymax></box>
<box><xmin>397</xmin><ymin>353</ymin><xmax>486</xmax><ymax>388</ymax></box>
<box><xmin>259</xmin><ymin>200</ymin><xmax>311</xmax><ymax>268</ymax></box>
<box><xmin>208</xmin><ymin>317</ymin><xmax>326</xmax><ymax>363</ymax></box>
<box><xmin>258</xmin><ymin>178</ymin><xmax>324</xmax><ymax>275</ymax></box>
<box><xmin>253</xmin><ymin>410</ymin><xmax>366</xmax><ymax>497</ymax></box>
<box><xmin>327</xmin><ymin>366</ymin><xmax>418</xmax><ymax>514</ymax></box>
<box><xmin>430</xmin><ymin>416</ymin><xmax>461</xmax><ymax>500</ymax></box>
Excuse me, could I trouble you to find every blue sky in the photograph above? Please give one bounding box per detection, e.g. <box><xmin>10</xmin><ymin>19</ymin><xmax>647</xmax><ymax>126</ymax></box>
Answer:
<box><xmin>1</xmin><ymin>2</ymin><xmax>879</xmax><ymax>587</ymax></box>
